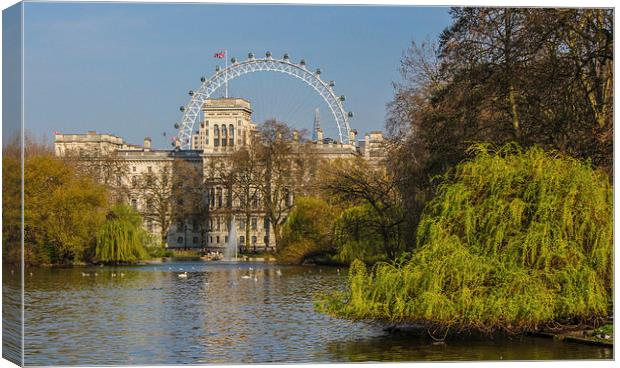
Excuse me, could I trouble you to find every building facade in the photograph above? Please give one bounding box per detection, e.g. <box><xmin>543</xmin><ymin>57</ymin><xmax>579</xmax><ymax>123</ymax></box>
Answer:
<box><xmin>54</xmin><ymin>98</ymin><xmax>386</xmax><ymax>251</ymax></box>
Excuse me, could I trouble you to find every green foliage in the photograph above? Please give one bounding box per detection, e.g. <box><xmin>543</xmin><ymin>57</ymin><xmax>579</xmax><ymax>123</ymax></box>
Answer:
<box><xmin>319</xmin><ymin>145</ymin><xmax>613</xmax><ymax>333</ymax></box>
<box><xmin>18</xmin><ymin>146</ymin><xmax>109</xmax><ymax>265</ymax></box>
<box><xmin>333</xmin><ymin>205</ymin><xmax>387</xmax><ymax>264</ymax></box>
<box><xmin>278</xmin><ymin>196</ymin><xmax>339</xmax><ymax>264</ymax></box>
<box><xmin>96</xmin><ymin>204</ymin><xmax>148</xmax><ymax>263</ymax></box>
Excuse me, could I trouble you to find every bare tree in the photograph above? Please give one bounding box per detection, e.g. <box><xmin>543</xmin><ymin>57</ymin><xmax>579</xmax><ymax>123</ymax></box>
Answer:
<box><xmin>320</xmin><ymin>157</ymin><xmax>407</xmax><ymax>260</ymax></box>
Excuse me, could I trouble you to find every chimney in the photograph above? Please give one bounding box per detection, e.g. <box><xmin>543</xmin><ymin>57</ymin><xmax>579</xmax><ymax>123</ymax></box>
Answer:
<box><xmin>144</xmin><ymin>137</ymin><xmax>152</xmax><ymax>151</ymax></box>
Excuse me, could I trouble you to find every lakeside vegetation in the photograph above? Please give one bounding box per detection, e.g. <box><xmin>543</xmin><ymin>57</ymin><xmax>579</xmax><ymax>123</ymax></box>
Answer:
<box><xmin>2</xmin><ymin>137</ymin><xmax>170</xmax><ymax>266</ymax></box>
<box><xmin>317</xmin><ymin>145</ymin><xmax>612</xmax><ymax>333</ymax></box>
<box><xmin>306</xmin><ymin>8</ymin><xmax>613</xmax><ymax>335</ymax></box>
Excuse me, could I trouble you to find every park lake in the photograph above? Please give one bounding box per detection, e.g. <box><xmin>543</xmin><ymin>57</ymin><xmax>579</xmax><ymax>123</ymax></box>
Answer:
<box><xmin>3</xmin><ymin>261</ymin><xmax>613</xmax><ymax>365</ymax></box>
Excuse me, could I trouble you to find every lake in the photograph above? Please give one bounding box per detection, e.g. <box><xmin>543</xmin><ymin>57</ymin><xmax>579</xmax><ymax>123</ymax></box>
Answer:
<box><xmin>3</xmin><ymin>261</ymin><xmax>613</xmax><ymax>365</ymax></box>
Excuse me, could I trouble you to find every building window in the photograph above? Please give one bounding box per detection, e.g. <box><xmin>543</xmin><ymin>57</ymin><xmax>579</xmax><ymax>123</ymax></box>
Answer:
<box><xmin>210</xmin><ymin>236</ymin><xmax>213</xmax><ymax>244</ymax></box>
<box><xmin>251</xmin><ymin>236</ymin><xmax>257</xmax><ymax>245</ymax></box>
<box><xmin>264</xmin><ymin>217</ymin><xmax>270</xmax><ymax>231</ymax></box>
<box><xmin>131</xmin><ymin>176</ymin><xmax>138</xmax><ymax>187</ymax></box>
<box><xmin>216</xmin><ymin>217</ymin><xmax>221</xmax><ymax>231</ymax></box>
<box><xmin>147</xmin><ymin>166</ymin><xmax>152</xmax><ymax>173</ymax></box>
<box><xmin>216</xmin><ymin>188</ymin><xmax>222</xmax><ymax>208</ymax></box>
<box><xmin>214</xmin><ymin>124</ymin><xmax>220</xmax><ymax>146</ymax></box>
<box><xmin>225</xmin><ymin>236</ymin><xmax>228</xmax><ymax>243</ymax></box>
<box><xmin>132</xmin><ymin>166</ymin><xmax>136</xmax><ymax>172</ymax></box>
<box><xmin>221</xmin><ymin>125</ymin><xmax>227</xmax><ymax>146</ymax></box>
<box><xmin>216</xmin><ymin>236</ymin><xmax>220</xmax><ymax>244</ymax></box>
<box><xmin>193</xmin><ymin>237</ymin><xmax>199</xmax><ymax>244</ymax></box>
<box><xmin>251</xmin><ymin>217</ymin><xmax>257</xmax><ymax>230</ymax></box>
<box><xmin>229</xmin><ymin>124</ymin><xmax>235</xmax><ymax>146</ymax></box>
<box><xmin>240</xmin><ymin>218</ymin><xmax>246</xmax><ymax>229</ymax></box>
<box><xmin>240</xmin><ymin>236</ymin><xmax>245</xmax><ymax>244</ymax></box>
<box><xmin>131</xmin><ymin>198</ymin><xmax>137</xmax><ymax>209</ymax></box>
<box><xmin>177</xmin><ymin>237</ymin><xmax>183</xmax><ymax>244</ymax></box>
<box><xmin>264</xmin><ymin>236</ymin><xmax>269</xmax><ymax>245</ymax></box>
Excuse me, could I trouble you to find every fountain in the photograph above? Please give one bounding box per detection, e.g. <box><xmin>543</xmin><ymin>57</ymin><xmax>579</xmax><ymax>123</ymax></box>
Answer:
<box><xmin>223</xmin><ymin>215</ymin><xmax>238</xmax><ymax>261</ymax></box>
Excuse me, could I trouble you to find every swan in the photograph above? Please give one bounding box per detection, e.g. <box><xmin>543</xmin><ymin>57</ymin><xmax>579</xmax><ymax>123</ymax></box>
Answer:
<box><xmin>120</xmin><ymin>273</ymin><xmax>125</xmax><ymax>277</ymax></box>
<box><xmin>178</xmin><ymin>272</ymin><xmax>188</xmax><ymax>278</ymax></box>
<box><xmin>81</xmin><ymin>272</ymin><xmax>89</xmax><ymax>277</ymax></box>
<box><xmin>276</xmin><ymin>270</ymin><xmax>282</xmax><ymax>276</ymax></box>
<box><xmin>241</xmin><ymin>275</ymin><xmax>251</xmax><ymax>279</ymax></box>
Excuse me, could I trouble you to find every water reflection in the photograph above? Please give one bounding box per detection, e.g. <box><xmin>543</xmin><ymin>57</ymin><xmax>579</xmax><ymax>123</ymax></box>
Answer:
<box><xmin>15</xmin><ymin>262</ymin><xmax>612</xmax><ymax>365</ymax></box>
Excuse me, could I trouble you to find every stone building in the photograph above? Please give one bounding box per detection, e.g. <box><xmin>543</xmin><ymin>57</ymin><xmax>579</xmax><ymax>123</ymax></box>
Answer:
<box><xmin>54</xmin><ymin>98</ymin><xmax>386</xmax><ymax>251</ymax></box>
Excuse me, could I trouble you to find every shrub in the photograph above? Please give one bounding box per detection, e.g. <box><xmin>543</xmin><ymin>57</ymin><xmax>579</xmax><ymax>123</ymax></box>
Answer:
<box><xmin>278</xmin><ymin>197</ymin><xmax>339</xmax><ymax>264</ymax></box>
<box><xmin>318</xmin><ymin>144</ymin><xmax>613</xmax><ymax>333</ymax></box>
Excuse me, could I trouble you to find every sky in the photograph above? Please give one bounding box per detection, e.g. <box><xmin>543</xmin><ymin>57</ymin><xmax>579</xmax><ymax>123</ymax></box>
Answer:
<box><xmin>20</xmin><ymin>2</ymin><xmax>452</xmax><ymax>148</ymax></box>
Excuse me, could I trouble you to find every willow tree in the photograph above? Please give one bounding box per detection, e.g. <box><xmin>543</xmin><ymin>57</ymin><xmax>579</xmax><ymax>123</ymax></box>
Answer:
<box><xmin>319</xmin><ymin>145</ymin><xmax>613</xmax><ymax>334</ymax></box>
<box><xmin>96</xmin><ymin>204</ymin><xmax>147</xmax><ymax>263</ymax></box>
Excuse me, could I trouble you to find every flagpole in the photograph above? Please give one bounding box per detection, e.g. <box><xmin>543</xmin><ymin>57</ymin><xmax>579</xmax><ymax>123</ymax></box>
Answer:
<box><xmin>225</xmin><ymin>49</ymin><xmax>228</xmax><ymax>98</ymax></box>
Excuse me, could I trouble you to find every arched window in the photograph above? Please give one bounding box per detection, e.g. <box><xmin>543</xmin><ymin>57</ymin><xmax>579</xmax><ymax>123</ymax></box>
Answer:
<box><xmin>216</xmin><ymin>188</ymin><xmax>222</xmax><ymax>208</ymax></box>
<box><xmin>214</xmin><ymin>124</ymin><xmax>220</xmax><ymax>146</ymax></box>
<box><xmin>229</xmin><ymin>124</ymin><xmax>235</xmax><ymax>146</ymax></box>
<box><xmin>240</xmin><ymin>236</ymin><xmax>245</xmax><ymax>244</ymax></box>
<box><xmin>131</xmin><ymin>176</ymin><xmax>137</xmax><ymax>187</ymax></box>
<box><xmin>221</xmin><ymin>125</ymin><xmax>227</xmax><ymax>146</ymax></box>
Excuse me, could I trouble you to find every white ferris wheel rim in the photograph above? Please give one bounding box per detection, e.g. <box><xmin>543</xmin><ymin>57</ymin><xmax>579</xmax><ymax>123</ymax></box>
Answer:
<box><xmin>176</xmin><ymin>54</ymin><xmax>353</xmax><ymax>150</ymax></box>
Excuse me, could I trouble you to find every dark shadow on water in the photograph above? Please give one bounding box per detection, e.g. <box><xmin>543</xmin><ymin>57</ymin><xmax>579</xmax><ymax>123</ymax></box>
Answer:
<box><xmin>322</xmin><ymin>332</ymin><xmax>614</xmax><ymax>362</ymax></box>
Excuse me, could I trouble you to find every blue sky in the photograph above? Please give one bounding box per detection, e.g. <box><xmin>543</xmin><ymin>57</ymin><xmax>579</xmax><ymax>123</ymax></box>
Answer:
<box><xmin>22</xmin><ymin>2</ymin><xmax>452</xmax><ymax>148</ymax></box>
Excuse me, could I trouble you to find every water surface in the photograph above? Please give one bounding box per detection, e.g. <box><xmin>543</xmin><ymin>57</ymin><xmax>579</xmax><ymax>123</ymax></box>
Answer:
<box><xmin>7</xmin><ymin>261</ymin><xmax>612</xmax><ymax>365</ymax></box>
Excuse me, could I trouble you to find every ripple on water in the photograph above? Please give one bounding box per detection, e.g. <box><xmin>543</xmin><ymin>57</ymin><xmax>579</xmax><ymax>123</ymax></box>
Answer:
<box><xmin>15</xmin><ymin>263</ymin><xmax>613</xmax><ymax>365</ymax></box>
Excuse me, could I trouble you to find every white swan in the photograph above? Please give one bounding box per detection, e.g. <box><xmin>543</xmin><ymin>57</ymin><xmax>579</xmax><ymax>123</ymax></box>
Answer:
<box><xmin>178</xmin><ymin>272</ymin><xmax>188</xmax><ymax>278</ymax></box>
<box><xmin>241</xmin><ymin>275</ymin><xmax>251</xmax><ymax>279</ymax></box>
<box><xmin>276</xmin><ymin>270</ymin><xmax>282</xmax><ymax>276</ymax></box>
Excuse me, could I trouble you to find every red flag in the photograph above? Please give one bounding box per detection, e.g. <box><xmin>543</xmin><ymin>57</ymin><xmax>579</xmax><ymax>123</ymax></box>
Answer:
<box><xmin>214</xmin><ymin>51</ymin><xmax>225</xmax><ymax>58</ymax></box>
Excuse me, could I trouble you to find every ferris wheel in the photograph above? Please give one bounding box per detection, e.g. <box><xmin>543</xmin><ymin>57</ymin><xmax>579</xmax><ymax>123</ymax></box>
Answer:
<box><xmin>175</xmin><ymin>51</ymin><xmax>354</xmax><ymax>150</ymax></box>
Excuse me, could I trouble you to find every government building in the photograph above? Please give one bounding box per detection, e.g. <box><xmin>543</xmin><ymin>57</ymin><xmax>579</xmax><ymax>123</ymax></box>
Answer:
<box><xmin>54</xmin><ymin>98</ymin><xmax>386</xmax><ymax>251</ymax></box>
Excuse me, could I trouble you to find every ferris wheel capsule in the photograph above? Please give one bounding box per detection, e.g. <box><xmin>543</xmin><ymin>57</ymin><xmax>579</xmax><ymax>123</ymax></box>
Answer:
<box><xmin>340</xmin><ymin>95</ymin><xmax>346</xmax><ymax>102</ymax></box>
<box><xmin>179</xmin><ymin>106</ymin><xmax>186</xmax><ymax>112</ymax></box>
<box><xmin>300</xmin><ymin>59</ymin><xmax>306</xmax><ymax>66</ymax></box>
<box><xmin>315</xmin><ymin>68</ymin><xmax>321</xmax><ymax>75</ymax></box>
<box><xmin>231</xmin><ymin>57</ymin><xmax>237</xmax><ymax>63</ymax></box>
<box><xmin>283</xmin><ymin>53</ymin><xmax>289</xmax><ymax>60</ymax></box>
<box><xmin>188</xmin><ymin>90</ymin><xmax>194</xmax><ymax>96</ymax></box>
<box><xmin>348</xmin><ymin>111</ymin><xmax>354</xmax><ymax>118</ymax></box>
<box><xmin>174</xmin><ymin>123</ymin><xmax>180</xmax><ymax>129</ymax></box>
<box><xmin>329</xmin><ymin>80</ymin><xmax>335</xmax><ymax>87</ymax></box>
<box><xmin>266</xmin><ymin>51</ymin><xmax>272</xmax><ymax>58</ymax></box>
<box><xmin>215</xmin><ymin>65</ymin><xmax>221</xmax><ymax>72</ymax></box>
<box><xmin>200</xmin><ymin>76</ymin><xmax>206</xmax><ymax>82</ymax></box>
<box><xmin>248</xmin><ymin>52</ymin><xmax>254</xmax><ymax>59</ymax></box>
